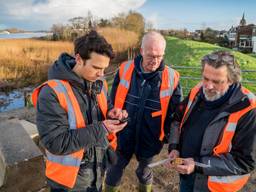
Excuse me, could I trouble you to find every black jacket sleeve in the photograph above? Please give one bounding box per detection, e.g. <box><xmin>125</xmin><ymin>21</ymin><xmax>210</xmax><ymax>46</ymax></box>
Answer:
<box><xmin>36</xmin><ymin>85</ymin><xmax>108</xmax><ymax>155</ymax></box>
<box><xmin>168</xmin><ymin>94</ymin><xmax>189</xmax><ymax>151</ymax></box>
<box><xmin>164</xmin><ymin>83</ymin><xmax>183</xmax><ymax>142</ymax></box>
<box><xmin>201</xmin><ymin>108</ymin><xmax>256</xmax><ymax>176</ymax></box>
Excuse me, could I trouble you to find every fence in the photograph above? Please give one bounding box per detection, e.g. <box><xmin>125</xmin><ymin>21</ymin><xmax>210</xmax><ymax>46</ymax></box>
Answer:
<box><xmin>104</xmin><ymin>64</ymin><xmax>256</xmax><ymax>97</ymax></box>
<box><xmin>172</xmin><ymin>66</ymin><xmax>256</xmax><ymax>96</ymax></box>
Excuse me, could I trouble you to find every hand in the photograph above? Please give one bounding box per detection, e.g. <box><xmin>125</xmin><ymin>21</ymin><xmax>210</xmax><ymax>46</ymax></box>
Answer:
<box><xmin>107</xmin><ymin>108</ymin><xmax>128</xmax><ymax>120</ymax></box>
<box><xmin>169</xmin><ymin>149</ymin><xmax>180</xmax><ymax>160</ymax></box>
<box><xmin>165</xmin><ymin>150</ymin><xmax>180</xmax><ymax>168</ymax></box>
<box><xmin>175</xmin><ymin>158</ymin><xmax>195</xmax><ymax>175</ymax></box>
<box><xmin>103</xmin><ymin>119</ymin><xmax>127</xmax><ymax>134</ymax></box>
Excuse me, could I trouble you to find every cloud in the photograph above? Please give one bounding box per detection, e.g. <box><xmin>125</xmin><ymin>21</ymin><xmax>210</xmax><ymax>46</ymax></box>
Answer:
<box><xmin>0</xmin><ymin>0</ymin><xmax>146</xmax><ymax>30</ymax></box>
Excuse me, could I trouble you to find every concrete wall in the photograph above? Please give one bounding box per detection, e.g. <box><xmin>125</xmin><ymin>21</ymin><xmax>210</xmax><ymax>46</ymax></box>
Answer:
<box><xmin>0</xmin><ymin>119</ymin><xmax>46</xmax><ymax>192</ymax></box>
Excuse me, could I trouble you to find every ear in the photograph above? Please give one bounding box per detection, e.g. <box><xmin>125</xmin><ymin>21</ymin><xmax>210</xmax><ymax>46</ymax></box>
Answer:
<box><xmin>140</xmin><ymin>48</ymin><xmax>143</xmax><ymax>55</ymax></box>
<box><xmin>75</xmin><ymin>54</ymin><xmax>83</xmax><ymax>65</ymax></box>
<box><xmin>228</xmin><ymin>80</ymin><xmax>233</xmax><ymax>86</ymax></box>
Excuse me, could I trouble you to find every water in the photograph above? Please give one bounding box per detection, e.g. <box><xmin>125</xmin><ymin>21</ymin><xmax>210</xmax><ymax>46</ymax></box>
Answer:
<box><xmin>0</xmin><ymin>90</ymin><xmax>25</xmax><ymax>112</ymax></box>
<box><xmin>0</xmin><ymin>32</ymin><xmax>50</xmax><ymax>112</ymax></box>
<box><xmin>0</xmin><ymin>32</ymin><xmax>50</xmax><ymax>39</ymax></box>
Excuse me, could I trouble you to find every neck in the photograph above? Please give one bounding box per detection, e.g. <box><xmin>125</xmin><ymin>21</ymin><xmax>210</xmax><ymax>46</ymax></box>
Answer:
<box><xmin>72</xmin><ymin>64</ymin><xmax>81</xmax><ymax>77</ymax></box>
<box><xmin>140</xmin><ymin>62</ymin><xmax>149</xmax><ymax>73</ymax></box>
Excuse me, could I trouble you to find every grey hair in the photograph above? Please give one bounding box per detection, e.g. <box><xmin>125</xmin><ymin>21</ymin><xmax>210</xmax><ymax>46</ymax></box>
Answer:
<box><xmin>141</xmin><ymin>31</ymin><xmax>166</xmax><ymax>50</ymax></box>
<box><xmin>201</xmin><ymin>51</ymin><xmax>242</xmax><ymax>83</ymax></box>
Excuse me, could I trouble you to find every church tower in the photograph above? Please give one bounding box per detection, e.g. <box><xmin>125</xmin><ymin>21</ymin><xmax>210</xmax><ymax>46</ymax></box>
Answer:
<box><xmin>239</xmin><ymin>13</ymin><xmax>246</xmax><ymax>26</ymax></box>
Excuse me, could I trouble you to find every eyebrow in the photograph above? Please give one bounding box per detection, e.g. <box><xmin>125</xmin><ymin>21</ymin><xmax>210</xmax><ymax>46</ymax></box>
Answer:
<box><xmin>203</xmin><ymin>76</ymin><xmax>225</xmax><ymax>84</ymax></box>
<box><xmin>92</xmin><ymin>64</ymin><xmax>104</xmax><ymax>70</ymax></box>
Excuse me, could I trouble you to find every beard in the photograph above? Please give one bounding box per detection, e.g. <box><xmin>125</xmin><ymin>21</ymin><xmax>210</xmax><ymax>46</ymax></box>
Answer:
<box><xmin>202</xmin><ymin>86</ymin><xmax>227</xmax><ymax>101</ymax></box>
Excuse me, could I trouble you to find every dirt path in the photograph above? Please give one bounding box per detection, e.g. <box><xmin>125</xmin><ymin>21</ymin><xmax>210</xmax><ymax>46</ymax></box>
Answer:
<box><xmin>0</xmin><ymin>107</ymin><xmax>255</xmax><ymax>192</ymax></box>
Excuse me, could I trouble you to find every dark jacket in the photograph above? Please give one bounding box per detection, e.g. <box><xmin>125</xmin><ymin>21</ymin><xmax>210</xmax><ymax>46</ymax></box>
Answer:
<box><xmin>36</xmin><ymin>53</ymin><xmax>109</xmax><ymax>189</ymax></box>
<box><xmin>169</xmin><ymin>83</ymin><xmax>256</xmax><ymax>192</ymax></box>
<box><xmin>111</xmin><ymin>55</ymin><xmax>183</xmax><ymax>159</ymax></box>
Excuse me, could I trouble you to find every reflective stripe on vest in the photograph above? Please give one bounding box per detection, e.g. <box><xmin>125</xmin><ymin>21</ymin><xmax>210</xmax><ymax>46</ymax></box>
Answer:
<box><xmin>45</xmin><ymin>151</ymin><xmax>81</xmax><ymax>167</ymax></box>
<box><xmin>32</xmin><ymin>79</ymin><xmax>108</xmax><ymax>188</ymax></box>
<box><xmin>180</xmin><ymin>82</ymin><xmax>202</xmax><ymax>128</ymax></box>
<box><xmin>98</xmin><ymin>80</ymin><xmax>118</xmax><ymax>150</ymax></box>
<box><xmin>97</xmin><ymin>80</ymin><xmax>108</xmax><ymax>119</ymax></box>
<box><xmin>51</xmin><ymin>80</ymin><xmax>78</xmax><ymax>129</ymax></box>
<box><xmin>209</xmin><ymin>174</ymin><xmax>250</xmax><ymax>183</ymax></box>
<box><xmin>180</xmin><ymin>84</ymin><xmax>256</xmax><ymax>192</ymax></box>
<box><xmin>159</xmin><ymin>66</ymin><xmax>180</xmax><ymax>140</ymax></box>
<box><xmin>213</xmin><ymin>87</ymin><xmax>256</xmax><ymax>155</ymax></box>
<box><xmin>114</xmin><ymin>60</ymin><xmax>134</xmax><ymax>109</ymax></box>
<box><xmin>114</xmin><ymin>61</ymin><xmax>179</xmax><ymax>141</ymax></box>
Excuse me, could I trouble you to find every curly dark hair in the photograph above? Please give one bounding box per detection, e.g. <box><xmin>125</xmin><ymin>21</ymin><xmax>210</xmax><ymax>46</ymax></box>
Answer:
<box><xmin>74</xmin><ymin>30</ymin><xmax>114</xmax><ymax>60</ymax></box>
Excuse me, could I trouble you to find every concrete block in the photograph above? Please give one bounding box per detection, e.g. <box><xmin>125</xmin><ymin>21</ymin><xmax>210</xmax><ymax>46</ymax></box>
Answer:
<box><xmin>0</xmin><ymin>119</ymin><xmax>45</xmax><ymax>192</ymax></box>
<box><xmin>19</xmin><ymin>119</ymin><xmax>38</xmax><ymax>139</ymax></box>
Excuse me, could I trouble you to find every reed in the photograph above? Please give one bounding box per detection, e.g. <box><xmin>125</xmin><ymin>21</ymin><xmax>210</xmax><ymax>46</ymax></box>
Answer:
<box><xmin>0</xmin><ymin>39</ymin><xmax>73</xmax><ymax>87</ymax></box>
<box><xmin>0</xmin><ymin>28</ymin><xmax>139</xmax><ymax>88</ymax></box>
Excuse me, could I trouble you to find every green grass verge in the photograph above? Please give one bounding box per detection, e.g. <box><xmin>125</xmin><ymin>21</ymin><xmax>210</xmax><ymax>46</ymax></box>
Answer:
<box><xmin>164</xmin><ymin>36</ymin><xmax>256</xmax><ymax>95</ymax></box>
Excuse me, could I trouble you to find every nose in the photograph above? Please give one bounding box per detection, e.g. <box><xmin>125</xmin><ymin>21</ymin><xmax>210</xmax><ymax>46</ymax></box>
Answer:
<box><xmin>152</xmin><ymin>57</ymin><xmax>158</xmax><ymax>61</ymax></box>
<box><xmin>205</xmin><ymin>81</ymin><xmax>214</xmax><ymax>90</ymax></box>
<box><xmin>97</xmin><ymin>69</ymin><xmax>104</xmax><ymax>77</ymax></box>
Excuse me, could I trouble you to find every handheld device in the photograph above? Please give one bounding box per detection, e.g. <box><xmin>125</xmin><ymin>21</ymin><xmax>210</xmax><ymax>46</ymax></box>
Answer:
<box><xmin>119</xmin><ymin>117</ymin><xmax>130</xmax><ymax>123</ymax></box>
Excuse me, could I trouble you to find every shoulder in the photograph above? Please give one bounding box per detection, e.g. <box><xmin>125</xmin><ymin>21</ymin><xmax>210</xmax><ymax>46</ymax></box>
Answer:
<box><xmin>38</xmin><ymin>84</ymin><xmax>58</xmax><ymax>102</ymax></box>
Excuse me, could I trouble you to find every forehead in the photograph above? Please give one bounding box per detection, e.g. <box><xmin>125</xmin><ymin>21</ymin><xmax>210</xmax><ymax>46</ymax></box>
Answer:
<box><xmin>203</xmin><ymin>64</ymin><xmax>228</xmax><ymax>80</ymax></box>
<box><xmin>143</xmin><ymin>40</ymin><xmax>165</xmax><ymax>54</ymax></box>
<box><xmin>88</xmin><ymin>52</ymin><xmax>110</xmax><ymax>68</ymax></box>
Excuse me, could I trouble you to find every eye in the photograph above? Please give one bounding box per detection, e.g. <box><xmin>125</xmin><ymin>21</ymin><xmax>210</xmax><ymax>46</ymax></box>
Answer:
<box><xmin>93</xmin><ymin>66</ymin><xmax>102</xmax><ymax>70</ymax></box>
<box><xmin>203</xmin><ymin>76</ymin><xmax>209</xmax><ymax>81</ymax></box>
<box><xmin>213</xmin><ymin>80</ymin><xmax>220</xmax><ymax>84</ymax></box>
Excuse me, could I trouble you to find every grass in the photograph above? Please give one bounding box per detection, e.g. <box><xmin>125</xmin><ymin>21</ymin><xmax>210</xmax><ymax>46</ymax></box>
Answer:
<box><xmin>164</xmin><ymin>36</ymin><xmax>256</xmax><ymax>94</ymax></box>
<box><xmin>0</xmin><ymin>28</ymin><xmax>139</xmax><ymax>89</ymax></box>
<box><xmin>249</xmin><ymin>53</ymin><xmax>256</xmax><ymax>58</ymax></box>
<box><xmin>0</xmin><ymin>33</ymin><xmax>255</xmax><ymax>94</ymax></box>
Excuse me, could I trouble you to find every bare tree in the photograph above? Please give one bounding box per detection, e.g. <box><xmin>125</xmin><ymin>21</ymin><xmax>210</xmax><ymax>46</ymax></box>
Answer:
<box><xmin>145</xmin><ymin>20</ymin><xmax>154</xmax><ymax>32</ymax></box>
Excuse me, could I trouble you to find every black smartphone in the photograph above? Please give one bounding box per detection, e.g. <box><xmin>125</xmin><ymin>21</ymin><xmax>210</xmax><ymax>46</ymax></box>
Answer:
<box><xmin>119</xmin><ymin>117</ymin><xmax>130</xmax><ymax>123</ymax></box>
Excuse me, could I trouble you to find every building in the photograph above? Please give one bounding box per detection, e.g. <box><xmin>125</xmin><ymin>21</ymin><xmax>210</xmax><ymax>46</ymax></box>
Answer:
<box><xmin>253</xmin><ymin>26</ymin><xmax>256</xmax><ymax>53</ymax></box>
<box><xmin>227</xmin><ymin>13</ymin><xmax>256</xmax><ymax>53</ymax></box>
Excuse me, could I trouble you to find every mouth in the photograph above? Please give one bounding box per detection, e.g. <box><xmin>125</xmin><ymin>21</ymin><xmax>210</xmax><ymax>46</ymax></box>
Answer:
<box><xmin>205</xmin><ymin>91</ymin><xmax>217</xmax><ymax>97</ymax></box>
<box><xmin>148</xmin><ymin>63</ymin><xmax>157</xmax><ymax>68</ymax></box>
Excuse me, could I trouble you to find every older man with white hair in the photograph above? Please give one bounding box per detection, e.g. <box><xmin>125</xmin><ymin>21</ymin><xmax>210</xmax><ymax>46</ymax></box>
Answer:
<box><xmin>104</xmin><ymin>31</ymin><xmax>183</xmax><ymax>192</ymax></box>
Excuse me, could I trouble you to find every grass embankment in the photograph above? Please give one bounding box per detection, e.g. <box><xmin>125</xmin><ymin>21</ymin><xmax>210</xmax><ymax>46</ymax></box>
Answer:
<box><xmin>0</xmin><ymin>28</ymin><xmax>139</xmax><ymax>89</ymax></box>
<box><xmin>165</xmin><ymin>37</ymin><xmax>256</xmax><ymax>94</ymax></box>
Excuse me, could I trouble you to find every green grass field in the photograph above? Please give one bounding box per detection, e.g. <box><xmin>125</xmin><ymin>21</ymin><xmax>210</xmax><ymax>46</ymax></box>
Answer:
<box><xmin>164</xmin><ymin>36</ymin><xmax>256</xmax><ymax>94</ymax></box>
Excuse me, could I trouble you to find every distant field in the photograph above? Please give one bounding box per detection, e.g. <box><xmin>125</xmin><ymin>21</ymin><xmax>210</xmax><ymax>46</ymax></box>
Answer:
<box><xmin>0</xmin><ymin>28</ymin><xmax>139</xmax><ymax>89</ymax></box>
<box><xmin>0</xmin><ymin>39</ymin><xmax>73</xmax><ymax>88</ymax></box>
<box><xmin>164</xmin><ymin>36</ymin><xmax>256</xmax><ymax>94</ymax></box>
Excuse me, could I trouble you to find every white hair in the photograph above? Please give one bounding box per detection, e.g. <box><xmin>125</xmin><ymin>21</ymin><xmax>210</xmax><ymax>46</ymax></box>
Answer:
<box><xmin>141</xmin><ymin>31</ymin><xmax>166</xmax><ymax>50</ymax></box>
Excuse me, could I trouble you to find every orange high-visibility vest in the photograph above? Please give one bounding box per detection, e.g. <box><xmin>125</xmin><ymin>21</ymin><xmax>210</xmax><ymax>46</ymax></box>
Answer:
<box><xmin>32</xmin><ymin>79</ymin><xmax>113</xmax><ymax>189</ymax></box>
<box><xmin>180</xmin><ymin>83</ymin><xmax>256</xmax><ymax>192</ymax></box>
<box><xmin>114</xmin><ymin>60</ymin><xmax>180</xmax><ymax>141</ymax></box>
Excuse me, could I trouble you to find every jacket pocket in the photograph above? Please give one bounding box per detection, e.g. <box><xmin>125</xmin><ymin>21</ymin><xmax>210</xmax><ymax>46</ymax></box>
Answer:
<box><xmin>151</xmin><ymin>110</ymin><xmax>162</xmax><ymax>117</ymax></box>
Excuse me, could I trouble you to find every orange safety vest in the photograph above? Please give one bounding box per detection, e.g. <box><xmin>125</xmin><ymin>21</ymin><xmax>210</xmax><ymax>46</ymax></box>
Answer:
<box><xmin>32</xmin><ymin>79</ymin><xmax>114</xmax><ymax>188</ymax></box>
<box><xmin>180</xmin><ymin>83</ymin><xmax>256</xmax><ymax>192</ymax></box>
<box><xmin>114</xmin><ymin>60</ymin><xmax>180</xmax><ymax>141</ymax></box>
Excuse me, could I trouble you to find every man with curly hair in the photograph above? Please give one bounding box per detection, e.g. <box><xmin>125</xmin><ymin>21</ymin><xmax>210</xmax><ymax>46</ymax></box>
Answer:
<box><xmin>32</xmin><ymin>31</ymin><xmax>127</xmax><ymax>192</ymax></box>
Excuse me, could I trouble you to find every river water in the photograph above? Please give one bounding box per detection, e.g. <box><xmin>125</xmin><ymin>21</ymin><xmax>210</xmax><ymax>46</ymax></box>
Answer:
<box><xmin>0</xmin><ymin>32</ymin><xmax>50</xmax><ymax>39</ymax></box>
<box><xmin>0</xmin><ymin>90</ymin><xmax>25</xmax><ymax>112</ymax></box>
<box><xmin>0</xmin><ymin>33</ymin><xmax>49</xmax><ymax>112</ymax></box>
